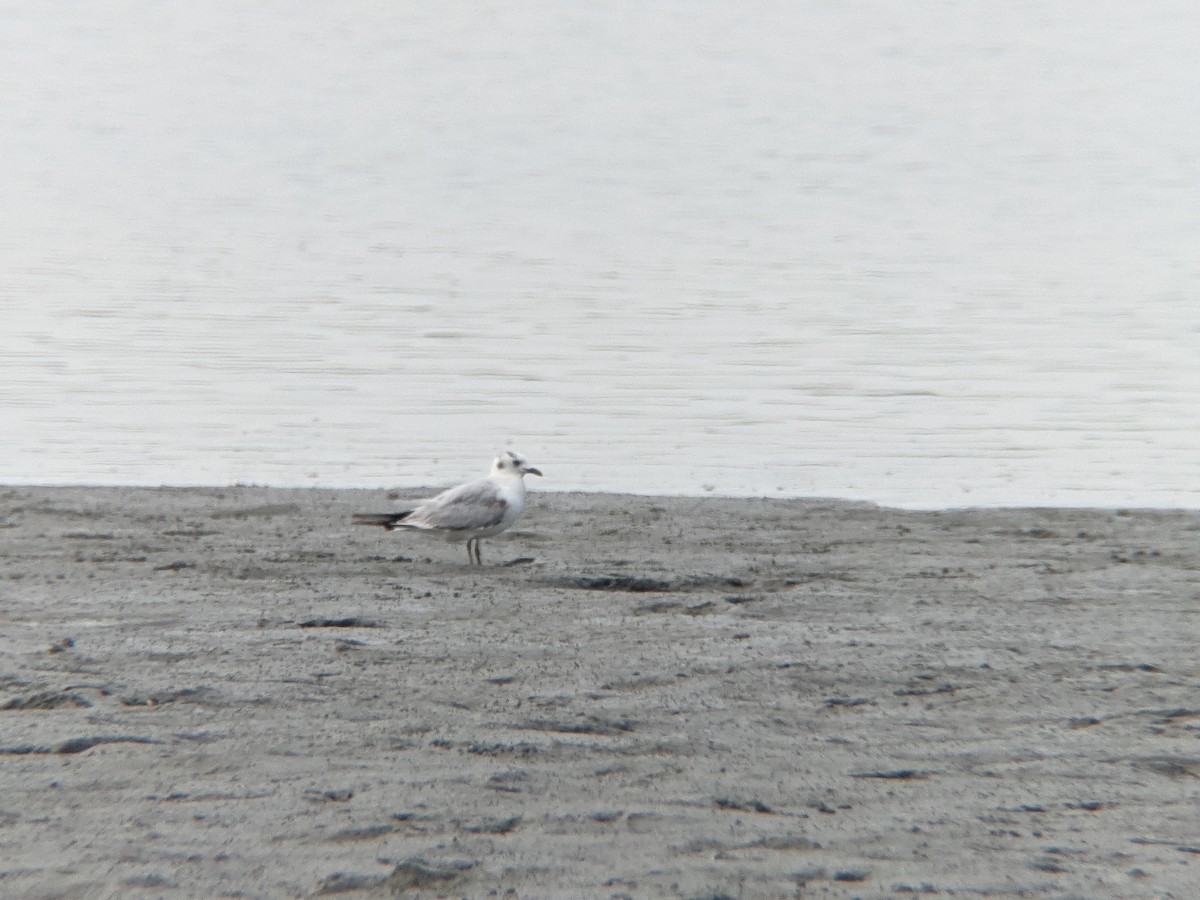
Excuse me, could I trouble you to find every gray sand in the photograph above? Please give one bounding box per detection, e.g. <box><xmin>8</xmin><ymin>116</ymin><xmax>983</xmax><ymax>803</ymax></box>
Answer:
<box><xmin>1</xmin><ymin>486</ymin><xmax>1197</xmax><ymax>898</ymax></box>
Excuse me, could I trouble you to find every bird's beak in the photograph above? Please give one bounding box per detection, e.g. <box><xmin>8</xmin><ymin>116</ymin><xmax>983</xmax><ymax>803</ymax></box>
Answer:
<box><xmin>523</xmin><ymin>466</ymin><xmax>543</xmax><ymax>477</ymax></box>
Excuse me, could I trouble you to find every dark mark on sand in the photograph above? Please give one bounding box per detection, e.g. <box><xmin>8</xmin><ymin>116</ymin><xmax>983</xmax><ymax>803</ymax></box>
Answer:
<box><xmin>297</xmin><ymin>617</ymin><xmax>381</xmax><ymax>629</ymax></box>
<box><xmin>715</xmin><ymin>797</ymin><xmax>774</xmax><ymax>814</ymax></box>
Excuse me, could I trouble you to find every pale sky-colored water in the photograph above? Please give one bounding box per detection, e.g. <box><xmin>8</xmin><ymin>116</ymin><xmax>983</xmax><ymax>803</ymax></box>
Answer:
<box><xmin>3</xmin><ymin>3</ymin><xmax>1199</xmax><ymax>507</ymax></box>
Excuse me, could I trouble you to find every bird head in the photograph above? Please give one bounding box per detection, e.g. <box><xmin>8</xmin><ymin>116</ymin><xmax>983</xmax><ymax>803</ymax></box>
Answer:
<box><xmin>493</xmin><ymin>451</ymin><xmax>542</xmax><ymax>478</ymax></box>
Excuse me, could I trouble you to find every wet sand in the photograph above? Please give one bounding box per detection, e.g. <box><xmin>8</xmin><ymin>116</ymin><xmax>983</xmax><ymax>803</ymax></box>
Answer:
<box><xmin>1</xmin><ymin>486</ymin><xmax>1197</xmax><ymax>898</ymax></box>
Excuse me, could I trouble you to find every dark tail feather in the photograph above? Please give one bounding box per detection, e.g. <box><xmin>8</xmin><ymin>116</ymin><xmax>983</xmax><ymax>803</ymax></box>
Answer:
<box><xmin>352</xmin><ymin>512</ymin><xmax>413</xmax><ymax>530</ymax></box>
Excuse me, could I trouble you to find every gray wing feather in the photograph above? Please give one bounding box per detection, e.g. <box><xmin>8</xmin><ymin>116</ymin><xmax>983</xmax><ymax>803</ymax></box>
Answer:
<box><xmin>407</xmin><ymin>479</ymin><xmax>507</xmax><ymax>531</ymax></box>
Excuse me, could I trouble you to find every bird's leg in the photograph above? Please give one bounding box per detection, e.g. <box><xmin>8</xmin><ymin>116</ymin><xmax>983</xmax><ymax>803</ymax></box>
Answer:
<box><xmin>465</xmin><ymin>539</ymin><xmax>476</xmax><ymax>565</ymax></box>
<box><xmin>474</xmin><ymin>541</ymin><xmax>483</xmax><ymax>565</ymax></box>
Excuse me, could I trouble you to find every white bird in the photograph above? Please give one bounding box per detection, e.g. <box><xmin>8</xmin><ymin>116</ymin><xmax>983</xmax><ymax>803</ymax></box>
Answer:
<box><xmin>352</xmin><ymin>452</ymin><xmax>542</xmax><ymax>565</ymax></box>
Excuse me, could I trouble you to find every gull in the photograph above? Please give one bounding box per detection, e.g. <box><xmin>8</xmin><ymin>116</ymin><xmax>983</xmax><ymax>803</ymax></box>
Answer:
<box><xmin>352</xmin><ymin>452</ymin><xmax>542</xmax><ymax>565</ymax></box>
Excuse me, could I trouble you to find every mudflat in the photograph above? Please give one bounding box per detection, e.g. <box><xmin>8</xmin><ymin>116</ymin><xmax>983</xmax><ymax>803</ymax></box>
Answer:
<box><xmin>1</xmin><ymin>486</ymin><xmax>1197</xmax><ymax>898</ymax></box>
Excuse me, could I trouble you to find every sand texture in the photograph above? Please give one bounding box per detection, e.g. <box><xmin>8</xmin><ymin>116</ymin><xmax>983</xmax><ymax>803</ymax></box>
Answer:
<box><xmin>1</xmin><ymin>486</ymin><xmax>1197</xmax><ymax>898</ymax></box>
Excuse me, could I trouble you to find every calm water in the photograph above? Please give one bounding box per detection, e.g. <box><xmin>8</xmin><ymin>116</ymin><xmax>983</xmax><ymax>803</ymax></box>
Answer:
<box><xmin>3</xmin><ymin>3</ymin><xmax>1198</xmax><ymax>508</ymax></box>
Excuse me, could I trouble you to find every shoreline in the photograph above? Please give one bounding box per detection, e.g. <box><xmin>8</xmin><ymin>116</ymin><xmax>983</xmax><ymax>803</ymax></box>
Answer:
<box><xmin>1</xmin><ymin>485</ymin><xmax>1197</xmax><ymax>897</ymax></box>
<box><xmin>3</xmin><ymin>480</ymin><xmax>1198</xmax><ymax>514</ymax></box>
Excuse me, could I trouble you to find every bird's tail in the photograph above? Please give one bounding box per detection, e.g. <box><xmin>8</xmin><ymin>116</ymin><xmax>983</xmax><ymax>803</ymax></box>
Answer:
<box><xmin>351</xmin><ymin>512</ymin><xmax>413</xmax><ymax>530</ymax></box>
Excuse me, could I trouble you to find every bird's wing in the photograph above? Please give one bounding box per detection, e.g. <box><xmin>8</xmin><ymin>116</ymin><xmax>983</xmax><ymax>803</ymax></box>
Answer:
<box><xmin>407</xmin><ymin>479</ymin><xmax>508</xmax><ymax>531</ymax></box>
